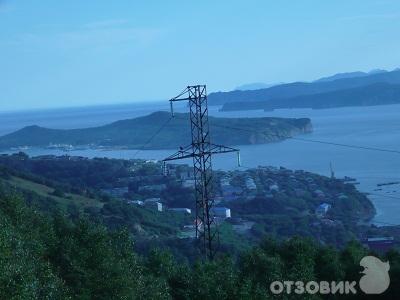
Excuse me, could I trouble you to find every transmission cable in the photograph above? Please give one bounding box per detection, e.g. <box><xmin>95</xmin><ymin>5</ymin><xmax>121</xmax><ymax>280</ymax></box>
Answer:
<box><xmin>132</xmin><ymin>116</ymin><xmax>173</xmax><ymax>158</ymax></box>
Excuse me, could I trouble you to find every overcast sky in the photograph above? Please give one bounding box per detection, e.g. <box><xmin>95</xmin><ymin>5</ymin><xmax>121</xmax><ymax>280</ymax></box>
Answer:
<box><xmin>1</xmin><ymin>0</ymin><xmax>400</xmax><ymax>111</ymax></box>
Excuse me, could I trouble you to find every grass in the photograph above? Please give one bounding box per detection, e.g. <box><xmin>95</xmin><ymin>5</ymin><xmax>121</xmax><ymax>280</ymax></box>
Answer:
<box><xmin>5</xmin><ymin>176</ymin><xmax>103</xmax><ymax>212</ymax></box>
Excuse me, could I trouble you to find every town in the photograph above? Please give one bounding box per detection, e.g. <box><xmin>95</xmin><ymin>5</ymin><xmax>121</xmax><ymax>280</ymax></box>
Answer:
<box><xmin>0</xmin><ymin>152</ymin><xmax>395</xmax><ymax>252</ymax></box>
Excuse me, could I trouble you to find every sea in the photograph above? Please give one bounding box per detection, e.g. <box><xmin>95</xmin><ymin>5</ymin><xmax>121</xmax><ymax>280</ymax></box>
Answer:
<box><xmin>1</xmin><ymin>102</ymin><xmax>400</xmax><ymax>226</ymax></box>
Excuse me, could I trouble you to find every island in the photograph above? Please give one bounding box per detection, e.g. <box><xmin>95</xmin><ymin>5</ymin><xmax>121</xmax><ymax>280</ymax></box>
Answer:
<box><xmin>0</xmin><ymin>111</ymin><xmax>312</xmax><ymax>150</ymax></box>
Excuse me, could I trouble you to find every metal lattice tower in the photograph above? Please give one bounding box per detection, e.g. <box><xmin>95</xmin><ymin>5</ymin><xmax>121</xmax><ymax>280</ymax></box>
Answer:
<box><xmin>163</xmin><ymin>85</ymin><xmax>240</xmax><ymax>260</ymax></box>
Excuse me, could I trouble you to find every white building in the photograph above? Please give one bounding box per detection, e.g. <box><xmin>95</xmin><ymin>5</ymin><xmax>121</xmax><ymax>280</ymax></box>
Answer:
<box><xmin>315</xmin><ymin>203</ymin><xmax>331</xmax><ymax>216</ymax></box>
<box><xmin>269</xmin><ymin>184</ymin><xmax>279</xmax><ymax>192</ymax></box>
<box><xmin>212</xmin><ymin>207</ymin><xmax>231</xmax><ymax>219</ymax></box>
<box><xmin>245</xmin><ymin>177</ymin><xmax>257</xmax><ymax>190</ymax></box>
<box><xmin>127</xmin><ymin>200</ymin><xmax>144</xmax><ymax>206</ymax></box>
<box><xmin>169</xmin><ymin>208</ymin><xmax>192</xmax><ymax>214</ymax></box>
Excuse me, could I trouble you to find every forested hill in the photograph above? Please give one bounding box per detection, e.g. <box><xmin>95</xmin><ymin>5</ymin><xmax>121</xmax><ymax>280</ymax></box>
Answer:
<box><xmin>221</xmin><ymin>82</ymin><xmax>400</xmax><ymax>111</ymax></box>
<box><xmin>209</xmin><ymin>68</ymin><xmax>400</xmax><ymax>107</ymax></box>
<box><xmin>0</xmin><ymin>111</ymin><xmax>312</xmax><ymax>150</ymax></box>
<box><xmin>1</xmin><ymin>186</ymin><xmax>399</xmax><ymax>298</ymax></box>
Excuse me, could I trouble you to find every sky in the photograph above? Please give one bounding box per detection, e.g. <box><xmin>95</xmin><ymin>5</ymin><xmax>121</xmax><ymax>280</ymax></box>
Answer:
<box><xmin>1</xmin><ymin>0</ymin><xmax>400</xmax><ymax>111</ymax></box>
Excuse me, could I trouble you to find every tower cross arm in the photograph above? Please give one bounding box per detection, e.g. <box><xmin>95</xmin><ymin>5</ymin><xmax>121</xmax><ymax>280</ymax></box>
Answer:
<box><xmin>162</xmin><ymin>144</ymin><xmax>194</xmax><ymax>162</ymax></box>
<box><xmin>208</xmin><ymin>143</ymin><xmax>239</xmax><ymax>155</ymax></box>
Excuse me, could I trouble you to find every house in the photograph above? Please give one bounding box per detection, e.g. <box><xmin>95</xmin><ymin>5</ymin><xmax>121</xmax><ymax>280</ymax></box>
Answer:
<box><xmin>169</xmin><ymin>208</ymin><xmax>192</xmax><ymax>214</ymax></box>
<box><xmin>144</xmin><ymin>197</ymin><xmax>161</xmax><ymax>203</ymax></box>
<box><xmin>269</xmin><ymin>184</ymin><xmax>279</xmax><ymax>192</ymax></box>
<box><xmin>363</xmin><ymin>237</ymin><xmax>395</xmax><ymax>253</ymax></box>
<box><xmin>338</xmin><ymin>193</ymin><xmax>349</xmax><ymax>200</ymax></box>
<box><xmin>211</xmin><ymin>207</ymin><xmax>231</xmax><ymax>219</ymax></box>
<box><xmin>245</xmin><ymin>177</ymin><xmax>257</xmax><ymax>190</ymax></box>
<box><xmin>127</xmin><ymin>200</ymin><xmax>144</xmax><ymax>206</ymax></box>
<box><xmin>144</xmin><ymin>200</ymin><xmax>163</xmax><ymax>212</ymax></box>
<box><xmin>315</xmin><ymin>203</ymin><xmax>331</xmax><ymax>216</ymax></box>
<box><xmin>220</xmin><ymin>177</ymin><xmax>231</xmax><ymax>187</ymax></box>
<box><xmin>145</xmin><ymin>159</ymin><xmax>159</xmax><ymax>164</ymax></box>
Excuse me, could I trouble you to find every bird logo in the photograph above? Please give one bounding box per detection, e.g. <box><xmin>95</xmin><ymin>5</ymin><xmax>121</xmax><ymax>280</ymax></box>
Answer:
<box><xmin>359</xmin><ymin>256</ymin><xmax>390</xmax><ymax>294</ymax></box>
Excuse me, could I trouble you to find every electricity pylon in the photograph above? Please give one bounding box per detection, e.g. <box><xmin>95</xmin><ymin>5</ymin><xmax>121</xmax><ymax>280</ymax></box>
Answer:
<box><xmin>163</xmin><ymin>85</ymin><xmax>240</xmax><ymax>260</ymax></box>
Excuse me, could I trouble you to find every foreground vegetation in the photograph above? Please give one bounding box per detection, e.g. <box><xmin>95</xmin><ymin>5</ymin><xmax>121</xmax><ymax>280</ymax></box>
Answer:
<box><xmin>1</xmin><ymin>187</ymin><xmax>400</xmax><ymax>299</ymax></box>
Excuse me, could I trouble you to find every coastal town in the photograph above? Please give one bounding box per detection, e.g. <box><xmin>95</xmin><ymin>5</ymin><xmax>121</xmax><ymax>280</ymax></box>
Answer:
<box><xmin>0</xmin><ymin>152</ymin><xmax>396</xmax><ymax>252</ymax></box>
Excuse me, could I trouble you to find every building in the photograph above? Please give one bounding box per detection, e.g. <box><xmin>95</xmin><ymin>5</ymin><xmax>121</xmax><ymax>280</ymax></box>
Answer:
<box><xmin>245</xmin><ymin>177</ymin><xmax>257</xmax><ymax>190</ymax></box>
<box><xmin>169</xmin><ymin>208</ymin><xmax>192</xmax><ymax>214</ymax></box>
<box><xmin>269</xmin><ymin>184</ymin><xmax>279</xmax><ymax>192</ymax></box>
<box><xmin>220</xmin><ymin>177</ymin><xmax>231</xmax><ymax>187</ymax></box>
<box><xmin>338</xmin><ymin>193</ymin><xmax>349</xmax><ymax>200</ymax></box>
<box><xmin>363</xmin><ymin>237</ymin><xmax>395</xmax><ymax>253</ymax></box>
<box><xmin>212</xmin><ymin>207</ymin><xmax>231</xmax><ymax>219</ymax></box>
<box><xmin>145</xmin><ymin>159</ymin><xmax>159</xmax><ymax>164</ymax></box>
<box><xmin>315</xmin><ymin>203</ymin><xmax>331</xmax><ymax>216</ymax></box>
<box><xmin>144</xmin><ymin>198</ymin><xmax>163</xmax><ymax>212</ymax></box>
<box><xmin>127</xmin><ymin>200</ymin><xmax>144</xmax><ymax>206</ymax></box>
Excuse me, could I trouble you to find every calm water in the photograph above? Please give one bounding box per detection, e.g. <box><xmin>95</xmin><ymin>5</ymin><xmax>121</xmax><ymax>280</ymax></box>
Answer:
<box><xmin>1</xmin><ymin>103</ymin><xmax>400</xmax><ymax>226</ymax></box>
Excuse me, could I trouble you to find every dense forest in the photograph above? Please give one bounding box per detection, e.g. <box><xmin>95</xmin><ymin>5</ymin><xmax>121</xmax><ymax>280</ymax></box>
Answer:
<box><xmin>1</xmin><ymin>188</ymin><xmax>400</xmax><ymax>299</ymax></box>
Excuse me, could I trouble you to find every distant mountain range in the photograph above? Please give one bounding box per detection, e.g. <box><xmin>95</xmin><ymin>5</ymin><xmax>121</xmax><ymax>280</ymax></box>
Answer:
<box><xmin>209</xmin><ymin>68</ymin><xmax>400</xmax><ymax>111</ymax></box>
<box><xmin>0</xmin><ymin>112</ymin><xmax>312</xmax><ymax>150</ymax></box>
<box><xmin>314</xmin><ymin>69</ymin><xmax>388</xmax><ymax>83</ymax></box>
<box><xmin>222</xmin><ymin>82</ymin><xmax>400</xmax><ymax>111</ymax></box>
<box><xmin>235</xmin><ymin>82</ymin><xmax>282</xmax><ymax>91</ymax></box>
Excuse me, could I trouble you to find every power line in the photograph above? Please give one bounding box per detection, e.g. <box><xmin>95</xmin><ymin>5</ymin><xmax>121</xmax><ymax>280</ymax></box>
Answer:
<box><xmin>205</xmin><ymin>121</ymin><xmax>400</xmax><ymax>155</ymax></box>
<box><xmin>132</xmin><ymin>116</ymin><xmax>173</xmax><ymax>159</ymax></box>
<box><xmin>129</xmin><ymin>114</ymin><xmax>400</xmax><ymax>228</ymax></box>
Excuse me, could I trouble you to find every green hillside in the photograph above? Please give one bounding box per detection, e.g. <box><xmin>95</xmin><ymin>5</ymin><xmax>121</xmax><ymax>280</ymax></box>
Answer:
<box><xmin>0</xmin><ymin>111</ymin><xmax>312</xmax><ymax>150</ymax></box>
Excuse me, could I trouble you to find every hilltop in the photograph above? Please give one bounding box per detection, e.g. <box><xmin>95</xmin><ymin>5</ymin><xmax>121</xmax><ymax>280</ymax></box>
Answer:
<box><xmin>210</xmin><ymin>68</ymin><xmax>400</xmax><ymax>110</ymax></box>
<box><xmin>0</xmin><ymin>111</ymin><xmax>312</xmax><ymax>150</ymax></box>
<box><xmin>221</xmin><ymin>82</ymin><xmax>400</xmax><ymax>111</ymax></box>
